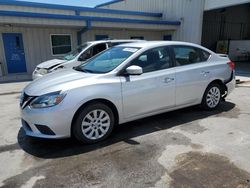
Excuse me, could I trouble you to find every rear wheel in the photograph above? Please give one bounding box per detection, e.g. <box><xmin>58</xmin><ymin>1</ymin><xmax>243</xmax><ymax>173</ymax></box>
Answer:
<box><xmin>201</xmin><ymin>83</ymin><xmax>222</xmax><ymax>110</ymax></box>
<box><xmin>73</xmin><ymin>102</ymin><xmax>114</xmax><ymax>143</ymax></box>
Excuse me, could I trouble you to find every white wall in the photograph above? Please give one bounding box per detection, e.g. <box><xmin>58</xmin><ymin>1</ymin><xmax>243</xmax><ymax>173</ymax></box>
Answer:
<box><xmin>0</xmin><ymin>26</ymin><xmax>78</xmax><ymax>76</ymax></box>
<box><xmin>99</xmin><ymin>0</ymin><xmax>206</xmax><ymax>44</ymax></box>
<box><xmin>162</xmin><ymin>0</ymin><xmax>205</xmax><ymax>44</ymax></box>
<box><xmin>205</xmin><ymin>0</ymin><xmax>250</xmax><ymax>11</ymax></box>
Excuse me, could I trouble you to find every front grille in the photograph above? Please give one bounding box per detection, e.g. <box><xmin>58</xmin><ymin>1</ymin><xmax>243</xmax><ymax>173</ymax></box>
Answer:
<box><xmin>20</xmin><ymin>93</ymin><xmax>35</xmax><ymax>109</ymax></box>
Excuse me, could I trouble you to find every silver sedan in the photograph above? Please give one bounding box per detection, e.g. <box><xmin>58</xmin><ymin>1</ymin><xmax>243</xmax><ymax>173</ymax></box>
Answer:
<box><xmin>20</xmin><ymin>41</ymin><xmax>235</xmax><ymax>143</ymax></box>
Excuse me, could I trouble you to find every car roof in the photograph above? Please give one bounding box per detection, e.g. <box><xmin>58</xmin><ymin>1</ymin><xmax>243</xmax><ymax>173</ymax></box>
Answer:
<box><xmin>86</xmin><ymin>39</ymin><xmax>144</xmax><ymax>45</ymax></box>
<box><xmin>117</xmin><ymin>41</ymin><xmax>214</xmax><ymax>53</ymax></box>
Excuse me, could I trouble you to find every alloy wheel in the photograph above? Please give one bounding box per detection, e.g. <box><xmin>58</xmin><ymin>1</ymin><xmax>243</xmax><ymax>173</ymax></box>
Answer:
<box><xmin>206</xmin><ymin>86</ymin><xmax>221</xmax><ymax>108</ymax></box>
<box><xmin>81</xmin><ymin>109</ymin><xmax>111</xmax><ymax>140</ymax></box>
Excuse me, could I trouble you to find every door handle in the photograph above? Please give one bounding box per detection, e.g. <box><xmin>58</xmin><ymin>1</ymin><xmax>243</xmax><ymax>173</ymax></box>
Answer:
<box><xmin>201</xmin><ymin>71</ymin><xmax>210</xmax><ymax>75</ymax></box>
<box><xmin>164</xmin><ymin>77</ymin><xmax>174</xmax><ymax>83</ymax></box>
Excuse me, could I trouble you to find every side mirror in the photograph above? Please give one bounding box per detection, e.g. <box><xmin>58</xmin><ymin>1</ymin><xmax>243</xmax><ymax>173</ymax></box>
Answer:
<box><xmin>126</xmin><ymin>65</ymin><xmax>143</xmax><ymax>75</ymax></box>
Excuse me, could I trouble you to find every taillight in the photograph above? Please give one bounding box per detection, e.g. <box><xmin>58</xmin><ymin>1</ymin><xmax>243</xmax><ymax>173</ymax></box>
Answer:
<box><xmin>227</xmin><ymin>61</ymin><xmax>235</xmax><ymax>71</ymax></box>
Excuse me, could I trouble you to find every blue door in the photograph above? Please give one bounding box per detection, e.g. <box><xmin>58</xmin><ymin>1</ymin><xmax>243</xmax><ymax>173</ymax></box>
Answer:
<box><xmin>2</xmin><ymin>33</ymin><xmax>27</xmax><ymax>73</ymax></box>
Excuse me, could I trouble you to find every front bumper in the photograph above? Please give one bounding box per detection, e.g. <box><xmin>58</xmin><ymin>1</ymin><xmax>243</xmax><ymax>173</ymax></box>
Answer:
<box><xmin>20</xmin><ymin>104</ymin><xmax>74</xmax><ymax>139</ymax></box>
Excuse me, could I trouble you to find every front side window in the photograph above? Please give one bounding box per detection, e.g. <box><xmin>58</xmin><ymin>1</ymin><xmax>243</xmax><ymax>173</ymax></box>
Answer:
<box><xmin>78</xmin><ymin>43</ymin><xmax>107</xmax><ymax>61</ymax></box>
<box><xmin>173</xmin><ymin>46</ymin><xmax>202</xmax><ymax>66</ymax></box>
<box><xmin>130</xmin><ymin>46</ymin><xmax>172</xmax><ymax>73</ymax></box>
<box><xmin>75</xmin><ymin>47</ymin><xmax>139</xmax><ymax>74</ymax></box>
<box><xmin>51</xmin><ymin>34</ymin><xmax>72</xmax><ymax>55</ymax></box>
<box><xmin>92</xmin><ymin>43</ymin><xmax>107</xmax><ymax>56</ymax></box>
<box><xmin>63</xmin><ymin>43</ymin><xmax>90</xmax><ymax>61</ymax></box>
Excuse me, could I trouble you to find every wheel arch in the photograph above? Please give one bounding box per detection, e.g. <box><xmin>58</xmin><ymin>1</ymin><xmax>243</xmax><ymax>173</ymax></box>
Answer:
<box><xmin>201</xmin><ymin>79</ymin><xmax>226</xmax><ymax>110</ymax></box>
<box><xmin>70</xmin><ymin>98</ymin><xmax>119</xmax><ymax>137</ymax></box>
<box><xmin>206</xmin><ymin>79</ymin><xmax>227</xmax><ymax>95</ymax></box>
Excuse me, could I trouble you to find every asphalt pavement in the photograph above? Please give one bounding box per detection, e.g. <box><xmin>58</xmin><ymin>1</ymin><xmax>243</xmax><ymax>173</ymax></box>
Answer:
<box><xmin>0</xmin><ymin>81</ymin><xmax>250</xmax><ymax>188</ymax></box>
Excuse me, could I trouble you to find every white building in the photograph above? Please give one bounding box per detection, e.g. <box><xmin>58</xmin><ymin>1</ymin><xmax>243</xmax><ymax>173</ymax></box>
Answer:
<box><xmin>0</xmin><ymin>0</ymin><xmax>249</xmax><ymax>82</ymax></box>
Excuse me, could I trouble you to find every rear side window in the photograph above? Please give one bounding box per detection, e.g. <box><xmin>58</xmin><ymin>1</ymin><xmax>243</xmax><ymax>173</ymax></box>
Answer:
<box><xmin>92</xmin><ymin>43</ymin><xmax>107</xmax><ymax>56</ymax></box>
<box><xmin>201</xmin><ymin>50</ymin><xmax>211</xmax><ymax>61</ymax></box>
<box><xmin>173</xmin><ymin>46</ymin><xmax>203</xmax><ymax>66</ymax></box>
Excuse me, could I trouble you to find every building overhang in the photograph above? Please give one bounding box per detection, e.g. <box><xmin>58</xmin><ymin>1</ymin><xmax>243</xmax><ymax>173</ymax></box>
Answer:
<box><xmin>0</xmin><ymin>0</ymin><xmax>163</xmax><ymax>18</ymax></box>
<box><xmin>0</xmin><ymin>10</ymin><xmax>181</xmax><ymax>28</ymax></box>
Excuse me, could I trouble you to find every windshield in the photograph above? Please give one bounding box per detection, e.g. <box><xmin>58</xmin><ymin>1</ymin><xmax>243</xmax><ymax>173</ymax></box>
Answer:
<box><xmin>62</xmin><ymin>43</ymin><xmax>90</xmax><ymax>60</ymax></box>
<box><xmin>75</xmin><ymin>46</ymin><xmax>139</xmax><ymax>74</ymax></box>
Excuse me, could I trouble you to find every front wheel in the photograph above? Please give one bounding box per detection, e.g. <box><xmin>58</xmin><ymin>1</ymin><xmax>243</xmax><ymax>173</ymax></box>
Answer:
<box><xmin>201</xmin><ymin>83</ymin><xmax>222</xmax><ymax>110</ymax></box>
<box><xmin>73</xmin><ymin>102</ymin><xmax>115</xmax><ymax>143</ymax></box>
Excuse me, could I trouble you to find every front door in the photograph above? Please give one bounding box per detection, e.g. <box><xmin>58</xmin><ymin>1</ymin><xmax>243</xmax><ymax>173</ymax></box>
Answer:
<box><xmin>121</xmin><ymin>46</ymin><xmax>175</xmax><ymax>119</ymax></box>
<box><xmin>2</xmin><ymin>33</ymin><xmax>27</xmax><ymax>73</ymax></box>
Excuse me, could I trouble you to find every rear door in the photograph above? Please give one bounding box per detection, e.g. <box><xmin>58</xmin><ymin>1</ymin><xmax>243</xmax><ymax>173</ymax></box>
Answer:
<box><xmin>171</xmin><ymin>45</ymin><xmax>212</xmax><ymax>106</ymax></box>
<box><xmin>120</xmin><ymin>46</ymin><xmax>176</xmax><ymax>119</ymax></box>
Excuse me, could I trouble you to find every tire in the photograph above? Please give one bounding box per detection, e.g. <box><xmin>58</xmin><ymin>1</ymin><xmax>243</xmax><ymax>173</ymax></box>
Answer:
<box><xmin>73</xmin><ymin>102</ymin><xmax>115</xmax><ymax>144</ymax></box>
<box><xmin>201</xmin><ymin>83</ymin><xmax>222</xmax><ymax>110</ymax></box>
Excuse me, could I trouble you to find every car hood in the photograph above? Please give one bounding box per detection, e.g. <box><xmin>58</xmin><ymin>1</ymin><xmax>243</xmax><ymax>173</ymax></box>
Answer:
<box><xmin>24</xmin><ymin>68</ymin><xmax>99</xmax><ymax>96</ymax></box>
<box><xmin>37</xmin><ymin>59</ymin><xmax>67</xmax><ymax>69</ymax></box>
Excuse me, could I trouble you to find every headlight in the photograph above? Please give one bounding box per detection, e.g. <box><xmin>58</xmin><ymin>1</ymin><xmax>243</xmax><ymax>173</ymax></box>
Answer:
<box><xmin>37</xmin><ymin>68</ymin><xmax>48</xmax><ymax>75</ymax></box>
<box><xmin>30</xmin><ymin>91</ymin><xmax>66</xmax><ymax>108</ymax></box>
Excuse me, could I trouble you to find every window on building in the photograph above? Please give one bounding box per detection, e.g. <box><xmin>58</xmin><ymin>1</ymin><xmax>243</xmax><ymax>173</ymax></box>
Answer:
<box><xmin>95</xmin><ymin>35</ymin><xmax>109</xmax><ymax>41</ymax></box>
<box><xmin>130</xmin><ymin>46</ymin><xmax>172</xmax><ymax>73</ymax></box>
<box><xmin>51</xmin><ymin>34</ymin><xmax>72</xmax><ymax>55</ymax></box>
<box><xmin>163</xmin><ymin>35</ymin><xmax>172</xmax><ymax>41</ymax></box>
<box><xmin>173</xmin><ymin>46</ymin><xmax>203</xmax><ymax>66</ymax></box>
<box><xmin>130</xmin><ymin>36</ymin><xmax>144</xmax><ymax>40</ymax></box>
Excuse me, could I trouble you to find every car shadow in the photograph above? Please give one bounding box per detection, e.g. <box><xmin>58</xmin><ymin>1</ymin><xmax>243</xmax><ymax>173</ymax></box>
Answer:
<box><xmin>17</xmin><ymin>101</ymin><xmax>236</xmax><ymax>159</ymax></box>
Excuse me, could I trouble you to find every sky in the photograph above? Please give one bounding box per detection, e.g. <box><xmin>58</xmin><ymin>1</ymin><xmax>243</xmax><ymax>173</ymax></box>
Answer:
<box><xmin>15</xmin><ymin>0</ymin><xmax>112</xmax><ymax>7</ymax></box>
